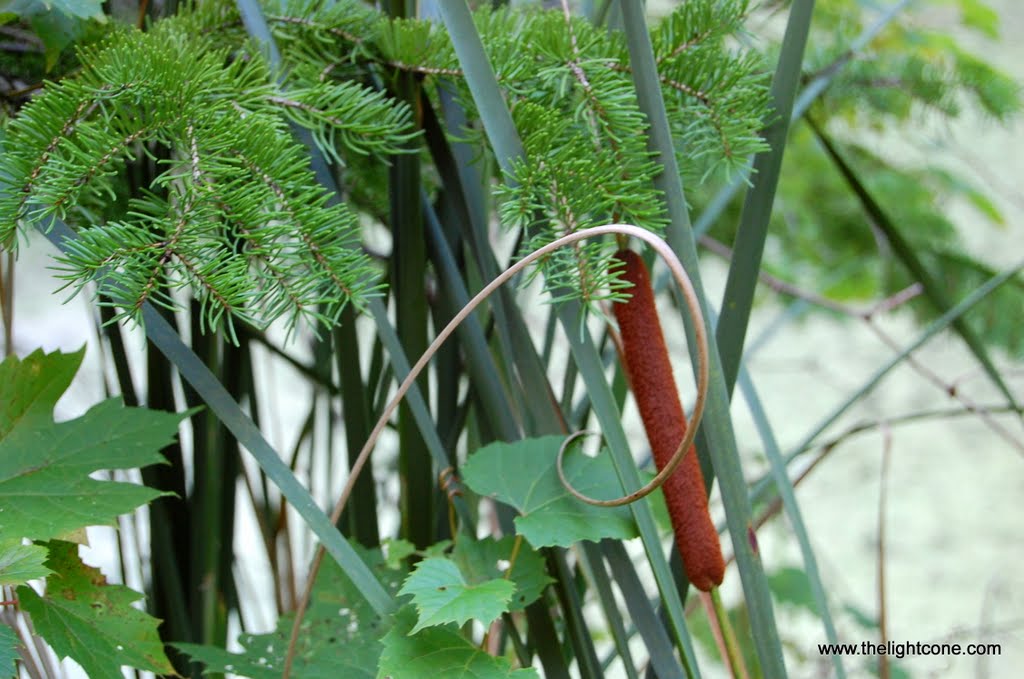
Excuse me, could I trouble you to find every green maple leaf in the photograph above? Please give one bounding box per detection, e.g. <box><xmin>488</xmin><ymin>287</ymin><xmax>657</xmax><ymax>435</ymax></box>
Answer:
<box><xmin>461</xmin><ymin>436</ymin><xmax>639</xmax><ymax>547</ymax></box>
<box><xmin>450</xmin><ymin>536</ymin><xmax>552</xmax><ymax>612</ymax></box>
<box><xmin>0</xmin><ymin>349</ymin><xmax>184</xmax><ymax>543</ymax></box>
<box><xmin>178</xmin><ymin>545</ymin><xmax>405</xmax><ymax>679</ymax></box>
<box><xmin>378</xmin><ymin>607</ymin><xmax>539</xmax><ymax>679</ymax></box>
<box><xmin>399</xmin><ymin>558</ymin><xmax>514</xmax><ymax>634</ymax></box>
<box><xmin>17</xmin><ymin>541</ymin><xmax>173</xmax><ymax>678</ymax></box>
<box><xmin>0</xmin><ymin>540</ymin><xmax>51</xmax><ymax>586</ymax></box>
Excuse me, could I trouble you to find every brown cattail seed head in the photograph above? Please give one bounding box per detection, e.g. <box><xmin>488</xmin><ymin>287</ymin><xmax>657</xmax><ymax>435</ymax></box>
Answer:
<box><xmin>612</xmin><ymin>249</ymin><xmax>724</xmax><ymax>591</ymax></box>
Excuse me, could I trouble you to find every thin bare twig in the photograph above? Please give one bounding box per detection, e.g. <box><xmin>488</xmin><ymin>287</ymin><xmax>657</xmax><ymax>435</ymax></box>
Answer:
<box><xmin>700</xmin><ymin>231</ymin><xmax>1024</xmax><ymax>456</ymax></box>
<box><xmin>699</xmin><ymin>233</ymin><xmax>922</xmax><ymax>317</ymax></box>
<box><xmin>877</xmin><ymin>422</ymin><xmax>892</xmax><ymax>679</ymax></box>
<box><xmin>865</xmin><ymin>322</ymin><xmax>1024</xmax><ymax>458</ymax></box>
<box><xmin>713</xmin><ymin>403</ymin><xmax>1024</xmax><ymax>579</ymax></box>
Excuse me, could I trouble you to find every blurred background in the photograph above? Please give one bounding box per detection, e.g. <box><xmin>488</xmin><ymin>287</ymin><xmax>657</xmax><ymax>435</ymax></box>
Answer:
<box><xmin>2</xmin><ymin>0</ymin><xmax>1022</xmax><ymax>677</ymax></box>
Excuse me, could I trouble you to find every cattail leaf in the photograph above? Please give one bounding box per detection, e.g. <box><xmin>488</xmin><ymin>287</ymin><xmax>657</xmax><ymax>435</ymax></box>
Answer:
<box><xmin>602</xmin><ymin>542</ymin><xmax>687</xmax><ymax>679</ymax></box>
<box><xmin>577</xmin><ymin>543</ymin><xmax>643</xmax><ymax>679</ymax></box>
<box><xmin>461</xmin><ymin>436</ymin><xmax>638</xmax><ymax>548</ymax></box>
<box><xmin>716</xmin><ymin>0</ymin><xmax>814</xmax><ymax>397</ymax></box>
<box><xmin>738</xmin><ymin>366</ymin><xmax>845</xmax><ymax>678</ymax></box>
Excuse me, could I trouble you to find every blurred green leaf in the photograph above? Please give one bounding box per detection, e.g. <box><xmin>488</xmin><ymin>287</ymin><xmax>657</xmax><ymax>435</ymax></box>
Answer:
<box><xmin>378</xmin><ymin>607</ymin><xmax>539</xmax><ymax>679</ymax></box>
<box><xmin>956</xmin><ymin>0</ymin><xmax>999</xmax><ymax>38</ymax></box>
<box><xmin>177</xmin><ymin>545</ymin><xmax>405</xmax><ymax>679</ymax></box>
<box><xmin>383</xmin><ymin>538</ymin><xmax>417</xmax><ymax>570</ymax></box>
<box><xmin>767</xmin><ymin>567</ymin><xmax>819</xmax><ymax>616</ymax></box>
<box><xmin>0</xmin><ymin>541</ymin><xmax>50</xmax><ymax>586</ymax></box>
<box><xmin>843</xmin><ymin>603</ymin><xmax>879</xmax><ymax>631</ymax></box>
<box><xmin>0</xmin><ymin>0</ymin><xmax>105</xmax><ymax>69</ymax></box>
<box><xmin>0</xmin><ymin>624</ymin><xmax>17</xmax><ymax>677</ymax></box>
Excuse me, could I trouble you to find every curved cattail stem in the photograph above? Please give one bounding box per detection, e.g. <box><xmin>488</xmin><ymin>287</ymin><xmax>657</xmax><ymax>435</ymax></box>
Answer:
<box><xmin>283</xmin><ymin>223</ymin><xmax>709</xmax><ymax>678</ymax></box>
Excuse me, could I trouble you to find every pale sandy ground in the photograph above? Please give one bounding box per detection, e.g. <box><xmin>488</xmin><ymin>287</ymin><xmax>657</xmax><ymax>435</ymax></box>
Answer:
<box><xmin>5</xmin><ymin>2</ymin><xmax>1022</xmax><ymax>678</ymax></box>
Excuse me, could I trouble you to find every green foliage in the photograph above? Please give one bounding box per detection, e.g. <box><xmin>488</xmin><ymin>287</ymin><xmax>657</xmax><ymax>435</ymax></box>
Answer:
<box><xmin>2</xmin><ymin>0</ymin><xmax>769</xmax><ymax>323</ymax></box>
<box><xmin>803</xmin><ymin>0</ymin><xmax>1019</xmax><ymax>125</ymax></box>
<box><xmin>2</xmin><ymin>1</ymin><xmax>1020</xmax><ymax>678</ymax></box>
<box><xmin>0</xmin><ymin>18</ymin><xmax>412</xmax><ymax>335</ymax></box>
<box><xmin>17</xmin><ymin>540</ymin><xmax>174</xmax><ymax>679</ymax></box>
<box><xmin>378</xmin><ymin>607</ymin><xmax>539</xmax><ymax>679</ymax></box>
<box><xmin>0</xmin><ymin>0</ymin><xmax>103</xmax><ymax>20</ymax></box>
<box><xmin>400</xmin><ymin>558</ymin><xmax>514</xmax><ymax>634</ymax></box>
<box><xmin>461</xmin><ymin>436</ymin><xmax>640</xmax><ymax>547</ymax></box>
<box><xmin>177</xmin><ymin>544</ymin><xmax>406</xmax><ymax>679</ymax></box>
<box><xmin>0</xmin><ymin>348</ymin><xmax>181</xmax><ymax>677</ymax></box>
<box><xmin>698</xmin><ymin>0</ymin><xmax>1024</xmax><ymax>356</ymax></box>
<box><xmin>766</xmin><ymin>566</ymin><xmax>819</xmax><ymax>616</ymax></box>
<box><xmin>0</xmin><ymin>625</ymin><xmax>16</xmax><ymax>677</ymax></box>
<box><xmin>0</xmin><ymin>0</ymin><xmax>107</xmax><ymax>70</ymax></box>
<box><xmin>382</xmin><ymin>537</ymin><xmax>418</xmax><ymax>570</ymax></box>
<box><xmin>451</xmin><ymin>537</ymin><xmax>553</xmax><ymax>613</ymax></box>
<box><xmin>0</xmin><ymin>541</ymin><xmax>50</xmax><ymax>586</ymax></box>
<box><xmin>0</xmin><ymin>348</ymin><xmax>181</xmax><ymax>542</ymax></box>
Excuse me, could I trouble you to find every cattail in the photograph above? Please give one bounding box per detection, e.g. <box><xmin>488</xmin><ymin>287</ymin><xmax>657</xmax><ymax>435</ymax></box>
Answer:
<box><xmin>612</xmin><ymin>249</ymin><xmax>724</xmax><ymax>591</ymax></box>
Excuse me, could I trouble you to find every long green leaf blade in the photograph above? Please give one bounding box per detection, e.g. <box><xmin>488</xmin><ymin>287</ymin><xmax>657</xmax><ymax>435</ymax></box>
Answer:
<box><xmin>619</xmin><ymin>4</ymin><xmax>788</xmax><ymax>676</ymax></box>
<box><xmin>737</xmin><ymin>368</ymin><xmax>845</xmax><ymax>679</ymax></box>
<box><xmin>437</xmin><ymin>3</ymin><xmax>524</xmax><ymax>174</ymax></box>
<box><xmin>716</xmin><ymin>0</ymin><xmax>815</xmax><ymax>396</ymax></box>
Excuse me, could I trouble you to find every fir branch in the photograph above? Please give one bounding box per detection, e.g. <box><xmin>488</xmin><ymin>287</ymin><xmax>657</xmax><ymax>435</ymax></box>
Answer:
<box><xmin>1</xmin><ymin>18</ymin><xmax>401</xmax><ymax>333</ymax></box>
<box><xmin>3</xmin><ymin>0</ymin><xmax>769</xmax><ymax>318</ymax></box>
<box><xmin>267</xmin><ymin>13</ymin><xmax>364</xmax><ymax>45</ymax></box>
